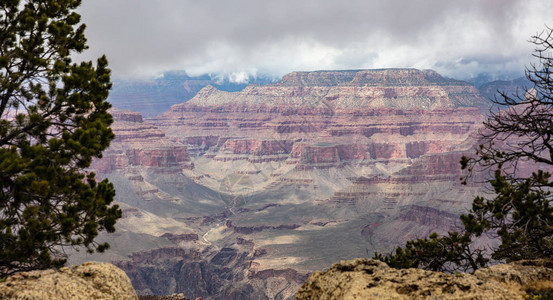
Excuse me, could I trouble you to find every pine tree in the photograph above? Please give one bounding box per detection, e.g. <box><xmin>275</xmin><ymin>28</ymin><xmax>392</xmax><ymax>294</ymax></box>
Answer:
<box><xmin>0</xmin><ymin>0</ymin><xmax>121</xmax><ymax>276</ymax></box>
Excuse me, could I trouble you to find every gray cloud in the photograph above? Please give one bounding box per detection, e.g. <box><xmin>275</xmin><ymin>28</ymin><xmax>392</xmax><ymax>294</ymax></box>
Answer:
<box><xmin>76</xmin><ymin>0</ymin><xmax>553</xmax><ymax>80</ymax></box>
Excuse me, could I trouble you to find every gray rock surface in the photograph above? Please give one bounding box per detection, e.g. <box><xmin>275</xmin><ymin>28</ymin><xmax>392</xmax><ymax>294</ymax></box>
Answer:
<box><xmin>0</xmin><ymin>262</ymin><xmax>138</xmax><ymax>300</ymax></box>
<box><xmin>296</xmin><ymin>258</ymin><xmax>553</xmax><ymax>299</ymax></box>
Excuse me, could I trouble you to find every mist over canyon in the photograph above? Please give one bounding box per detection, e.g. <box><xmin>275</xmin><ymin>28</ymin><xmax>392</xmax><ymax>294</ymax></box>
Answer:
<box><xmin>71</xmin><ymin>68</ymin><xmax>523</xmax><ymax>299</ymax></box>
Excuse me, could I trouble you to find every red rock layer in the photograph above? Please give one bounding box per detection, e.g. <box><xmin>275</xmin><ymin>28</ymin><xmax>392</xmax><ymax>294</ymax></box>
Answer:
<box><xmin>90</xmin><ymin>108</ymin><xmax>194</xmax><ymax>173</ymax></box>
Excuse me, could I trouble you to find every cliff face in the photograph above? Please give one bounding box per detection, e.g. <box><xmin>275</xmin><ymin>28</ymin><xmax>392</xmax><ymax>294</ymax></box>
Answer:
<box><xmin>82</xmin><ymin>69</ymin><xmax>489</xmax><ymax>299</ymax></box>
<box><xmin>152</xmin><ymin>69</ymin><xmax>484</xmax><ymax>174</ymax></box>
<box><xmin>296</xmin><ymin>258</ymin><xmax>553</xmax><ymax>299</ymax></box>
<box><xmin>150</xmin><ymin>68</ymin><xmax>484</xmax><ymax>217</ymax></box>
<box><xmin>90</xmin><ymin>108</ymin><xmax>194</xmax><ymax>174</ymax></box>
<box><xmin>112</xmin><ymin>246</ymin><xmax>307</xmax><ymax>299</ymax></box>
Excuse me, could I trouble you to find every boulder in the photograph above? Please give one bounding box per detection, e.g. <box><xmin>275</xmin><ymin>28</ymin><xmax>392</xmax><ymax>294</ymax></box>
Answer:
<box><xmin>0</xmin><ymin>262</ymin><xmax>138</xmax><ymax>300</ymax></box>
<box><xmin>296</xmin><ymin>258</ymin><xmax>553</xmax><ymax>299</ymax></box>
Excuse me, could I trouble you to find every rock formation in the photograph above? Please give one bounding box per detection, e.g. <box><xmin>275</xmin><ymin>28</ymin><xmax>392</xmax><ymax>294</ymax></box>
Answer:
<box><xmin>296</xmin><ymin>258</ymin><xmax>553</xmax><ymax>299</ymax></box>
<box><xmin>0</xmin><ymin>262</ymin><xmax>138</xmax><ymax>300</ymax></box>
<box><xmin>90</xmin><ymin>108</ymin><xmax>194</xmax><ymax>174</ymax></box>
<box><xmin>79</xmin><ymin>69</ymin><xmax>491</xmax><ymax>299</ymax></box>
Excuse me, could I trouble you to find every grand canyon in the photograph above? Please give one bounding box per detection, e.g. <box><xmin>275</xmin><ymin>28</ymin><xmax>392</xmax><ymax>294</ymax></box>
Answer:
<box><xmin>76</xmin><ymin>68</ymin><xmax>497</xmax><ymax>299</ymax></box>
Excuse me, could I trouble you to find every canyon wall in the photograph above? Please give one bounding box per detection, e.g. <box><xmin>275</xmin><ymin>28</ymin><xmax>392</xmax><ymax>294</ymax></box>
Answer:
<box><xmin>80</xmin><ymin>69</ymin><xmax>489</xmax><ymax>299</ymax></box>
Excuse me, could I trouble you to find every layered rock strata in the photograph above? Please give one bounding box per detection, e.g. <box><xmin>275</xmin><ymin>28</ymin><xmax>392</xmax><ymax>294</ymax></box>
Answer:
<box><xmin>152</xmin><ymin>69</ymin><xmax>484</xmax><ymax>193</ymax></box>
<box><xmin>150</xmin><ymin>69</ymin><xmax>485</xmax><ymax>216</ymax></box>
<box><xmin>112</xmin><ymin>246</ymin><xmax>308</xmax><ymax>299</ymax></box>
<box><xmin>91</xmin><ymin>108</ymin><xmax>194</xmax><ymax>174</ymax></box>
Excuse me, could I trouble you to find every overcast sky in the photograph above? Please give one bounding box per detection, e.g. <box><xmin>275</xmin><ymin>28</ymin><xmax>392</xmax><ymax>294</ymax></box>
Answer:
<box><xmin>77</xmin><ymin>0</ymin><xmax>553</xmax><ymax>82</ymax></box>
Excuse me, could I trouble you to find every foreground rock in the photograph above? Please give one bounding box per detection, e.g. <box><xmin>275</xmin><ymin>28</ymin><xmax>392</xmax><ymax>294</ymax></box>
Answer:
<box><xmin>0</xmin><ymin>262</ymin><xmax>138</xmax><ymax>300</ymax></box>
<box><xmin>296</xmin><ymin>258</ymin><xmax>553</xmax><ymax>299</ymax></box>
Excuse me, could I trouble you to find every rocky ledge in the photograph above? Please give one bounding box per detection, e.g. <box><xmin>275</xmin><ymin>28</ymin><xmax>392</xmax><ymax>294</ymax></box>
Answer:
<box><xmin>296</xmin><ymin>258</ymin><xmax>553</xmax><ymax>299</ymax></box>
<box><xmin>0</xmin><ymin>262</ymin><xmax>138</xmax><ymax>300</ymax></box>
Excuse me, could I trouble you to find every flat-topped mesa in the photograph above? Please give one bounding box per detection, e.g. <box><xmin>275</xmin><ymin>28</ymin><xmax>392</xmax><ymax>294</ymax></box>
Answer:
<box><xmin>164</xmin><ymin>68</ymin><xmax>486</xmax><ymax>113</ymax></box>
<box><xmin>277</xmin><ymin>69</ymin><xmax>466</xmax><ymax>87</ymax></box>
<box><xmin>109</xmin><ymin>109</ymin><xmax>165</xmax><ymax>142</ymax></box>
<box><xmin>149</xmin><ymin>69</ymin><xmax>486</xmax><ymax>171</ymax></box>
<box><xmin>110</xmin><ymin>108</ymin><xmax>143</xmax><ymax>123</ymax></box>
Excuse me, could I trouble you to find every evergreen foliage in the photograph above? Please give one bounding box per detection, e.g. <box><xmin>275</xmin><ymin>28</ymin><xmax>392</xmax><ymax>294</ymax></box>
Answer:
<box><xmin>467</xmin><ymin>170</ymin><xmax>553</xmax><ymax>262</ymax></box>
<box><xmin>0</xmin><ymin>0</ymin><xmax>121</xmax><ymax>276</ymax></box>
<box><xmin>375</xmin><ymin>26</ymin><xmax>553</xmax><ymax>272</ymax></box>
<box><xmin>374</xmin><ymin>231</ymin><xmax>488</xmax><ymax>273</ymax></box>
